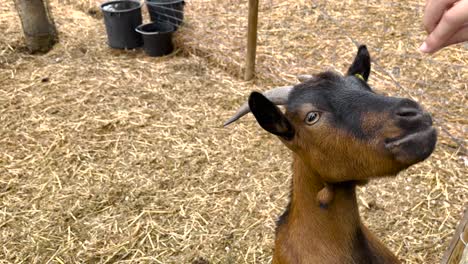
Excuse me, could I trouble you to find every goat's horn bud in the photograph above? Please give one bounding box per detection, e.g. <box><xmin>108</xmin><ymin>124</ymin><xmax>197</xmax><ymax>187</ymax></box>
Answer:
<box><xmin>297</xmin><ymin>74</ymin><xmax>313</xmax><ymax>82</ymax></box>
<box><xmin>223</xmin><ymin>85</ymin><xmax>293</xmax><ymax>126</ymax></box>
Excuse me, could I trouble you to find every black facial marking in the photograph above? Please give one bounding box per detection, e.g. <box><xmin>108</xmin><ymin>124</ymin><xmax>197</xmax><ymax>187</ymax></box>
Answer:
<box><xmin>287</xmin><ymin>71</ymin><xmax>400</xmax><ymax>140</ymax></box>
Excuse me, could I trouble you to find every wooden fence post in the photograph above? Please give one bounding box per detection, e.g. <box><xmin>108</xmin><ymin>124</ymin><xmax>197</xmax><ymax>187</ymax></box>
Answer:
<box><xmin>244</xmin><ymin>0</ymin><xmax>259</xmax><ymax>81</ymax></box>
<box><xmin>441</xmin><ymin>206</ymin><xmax>468</xmax><ymax>264</ymax></box>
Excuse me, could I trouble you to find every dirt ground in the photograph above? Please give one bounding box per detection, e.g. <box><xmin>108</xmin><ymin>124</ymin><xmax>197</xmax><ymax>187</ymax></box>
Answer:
<box><xmin>0</xmin><ymin>0</ymin><xmax>466</xmax><ymax>263</ymax></box>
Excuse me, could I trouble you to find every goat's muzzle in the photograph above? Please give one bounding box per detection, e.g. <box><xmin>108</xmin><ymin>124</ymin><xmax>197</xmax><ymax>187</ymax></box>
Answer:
<box><xmin>384</xmin><ymin>100</ymin><xmax>437</xmax><ymax>165</ymax></box>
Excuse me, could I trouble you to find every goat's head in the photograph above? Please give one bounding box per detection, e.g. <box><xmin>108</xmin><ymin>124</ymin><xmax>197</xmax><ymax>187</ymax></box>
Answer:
<box><xmin>225</xmin><ymin>45</ymin><xmax>437</xmax><ymax>182</ymax></box>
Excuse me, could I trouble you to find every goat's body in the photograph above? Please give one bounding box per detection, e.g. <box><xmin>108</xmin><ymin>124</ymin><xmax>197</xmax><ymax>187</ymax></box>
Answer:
<box><xmin>274</xmin><ymin>225</ymin><xmax>398</xmax><ymax>264</ymax></box>
<box><xmin>272</xmin><ymin>155</ymin><xmax>400</xmax><ymax>264</ymax></box>
<box><xmin>225</xmin><ymin>46</ymin><xmax>436</xmax><ymax>263</ymax></box>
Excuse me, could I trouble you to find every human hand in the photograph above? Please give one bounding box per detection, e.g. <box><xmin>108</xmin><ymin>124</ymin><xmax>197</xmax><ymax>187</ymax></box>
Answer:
<box><xmin>420</xmin><ymin>0</ymin><xmax>468</xmax><ymax>53</ymax></box>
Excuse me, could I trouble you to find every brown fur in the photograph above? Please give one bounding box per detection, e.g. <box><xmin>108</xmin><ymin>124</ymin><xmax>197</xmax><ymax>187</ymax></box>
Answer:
<box><xmin>271</xmin><ymin>107</ymin><xmax>405</xmax><ymax>263</ymax></box>
<box><xmin>283</xmin><ymin>108</ymin><xmax>408</xmax><ymax>183</ymax></box>
<box><xmin>239</xmin><ymin>46</ymin><xmax>436</xmax><ymax>263</ymax></box>
<box><xmin>361</xmin><ymin>111</ymin><xmax>402</xmax><ymax>141</ymax></box>
<box><xmin>272</xmin><ymin>155</ymin><xmax>400</xmax><ymax>264</ymax></box>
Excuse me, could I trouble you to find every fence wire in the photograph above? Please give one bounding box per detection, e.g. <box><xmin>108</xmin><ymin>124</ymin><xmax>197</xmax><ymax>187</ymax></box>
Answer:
<box><xmin>178</xmin><ymin>0</ymin><xmax>466</xmax><ymax>153</ymax></box>
<box><xmin>312</xmin><ymin>1</ymin><xmax>467</xmax><ymax>154</ymax></box>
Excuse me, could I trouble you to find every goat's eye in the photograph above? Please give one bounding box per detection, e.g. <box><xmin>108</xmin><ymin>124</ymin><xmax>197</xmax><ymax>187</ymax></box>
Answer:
<box><xmin>305</xmin><ymin>111</ymin><xmax>320</xmax><ymax>125</ymax></box>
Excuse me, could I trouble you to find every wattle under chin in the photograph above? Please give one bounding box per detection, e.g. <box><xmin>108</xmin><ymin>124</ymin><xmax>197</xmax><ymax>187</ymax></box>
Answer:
<box><xmin>385</xmin><ymin>127</ymin><xmax>437</xmax><ymax>165</ymax></box>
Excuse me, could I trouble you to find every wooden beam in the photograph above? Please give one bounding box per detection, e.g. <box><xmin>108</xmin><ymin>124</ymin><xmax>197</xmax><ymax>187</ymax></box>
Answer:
<box><xmin>441</xmin><ymin>205</ymin><xmax>468</xmax><ymax>264</ymax></box>
<box><xmin>461</xmin><ymin>246</ymin><xmax>468</xmax><ymax>264</ymax></box>
<box><xmin>244</xmin><ymin>0</ymin><xmax>259</xmax><ymax>81</ymax></box>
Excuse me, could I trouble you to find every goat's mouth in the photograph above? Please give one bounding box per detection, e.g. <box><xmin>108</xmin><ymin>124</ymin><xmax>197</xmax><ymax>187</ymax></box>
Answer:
<box><xmin>384</xmin><ymin>127</ymin><xmax>437</xmax><ymax>165</ymax></box>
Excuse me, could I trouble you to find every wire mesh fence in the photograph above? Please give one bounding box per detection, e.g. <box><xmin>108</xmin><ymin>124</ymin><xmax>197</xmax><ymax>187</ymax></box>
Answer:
<box><xmin>2</xmin><ymin>1</ymin><xmax>466</xmax><ymax>263</ymax></box>
<box><xmin>176</xmin><ymin>0</ymin><xmax>467</xmax><ymax>153</ymax></box>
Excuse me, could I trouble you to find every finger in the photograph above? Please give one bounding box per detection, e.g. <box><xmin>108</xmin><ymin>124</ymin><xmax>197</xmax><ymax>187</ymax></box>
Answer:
<box><xmin>440</xmin><ymin>25</ymin><xmax>468</xmax><ymax>49</ymax></box>
<box><xmin>421</xmin><ymin>0</ymin><xmax>468</xmax><ymax>53</ymax></box>
<box><xmin>423</xmin><ymin>0</ymin><xmax>458</xmax><ymax>33</ymax></box>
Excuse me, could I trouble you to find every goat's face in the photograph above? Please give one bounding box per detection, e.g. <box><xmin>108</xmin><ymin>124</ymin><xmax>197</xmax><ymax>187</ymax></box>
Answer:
<box><xmin>246</xmin><ymin>46</ymin><xmax>437</xmax><ymax>182</ymax></box>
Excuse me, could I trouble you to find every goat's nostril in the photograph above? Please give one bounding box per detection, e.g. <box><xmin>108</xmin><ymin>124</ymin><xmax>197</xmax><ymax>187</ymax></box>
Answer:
<box><xmin>396</xmin><ymin>108</ymin><xmax>420</xmax><ymax>118</ymax></box>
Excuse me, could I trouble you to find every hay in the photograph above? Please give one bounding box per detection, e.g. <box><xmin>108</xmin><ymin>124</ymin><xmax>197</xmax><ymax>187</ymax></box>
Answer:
<box><xmin>0</xmin><ymin>0</ymin><xmax>466</xmax><ymax>263</ymax></box>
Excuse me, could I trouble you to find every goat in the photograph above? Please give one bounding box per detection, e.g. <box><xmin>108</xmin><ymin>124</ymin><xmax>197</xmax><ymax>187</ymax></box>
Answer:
<box><xmin>224</xmin><ymin>45</ymin><xmax>437</xmax><ymax>264</ymax></box>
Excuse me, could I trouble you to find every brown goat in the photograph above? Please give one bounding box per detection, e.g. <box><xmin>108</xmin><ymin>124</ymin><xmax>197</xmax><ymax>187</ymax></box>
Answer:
<box><xmin>225</xmin><ymin>46</ymin><xmax>437</xmax><ymax>264</ymax></box>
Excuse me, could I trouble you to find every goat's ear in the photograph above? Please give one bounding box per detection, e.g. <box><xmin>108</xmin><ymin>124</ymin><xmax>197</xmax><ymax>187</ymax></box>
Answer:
<box><xmin>248</xmin><ymin>92</ymin><xmax>295</xmax><ymax>140</ymax></box>
<box><xmin>347</xmin><ymin>45</ymin><xmax>371</xmax><ymax>81</ymax></box>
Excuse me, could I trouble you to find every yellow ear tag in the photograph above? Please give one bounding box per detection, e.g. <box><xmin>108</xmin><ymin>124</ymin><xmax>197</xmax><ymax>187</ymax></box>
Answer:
<box><xmin>355</xmin><ymin>73</ymin><xmax>365</xmax><ymax>81</ymax></box>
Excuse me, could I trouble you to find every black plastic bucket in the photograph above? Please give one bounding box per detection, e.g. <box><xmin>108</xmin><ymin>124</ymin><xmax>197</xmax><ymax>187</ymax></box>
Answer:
<box><xmin>135</xmin><ymin>22</ymin><xmax>175</xmax><ymax>57</ymax></box>
<box><xmin>145</xmin><ymin>0</ymin><xmax>185</xmax><ymax>29</ymax></box>
<box><xmin>101</xmin><ymin>0</ymin><xmax>143</xmax><ymax>49</ymax></box>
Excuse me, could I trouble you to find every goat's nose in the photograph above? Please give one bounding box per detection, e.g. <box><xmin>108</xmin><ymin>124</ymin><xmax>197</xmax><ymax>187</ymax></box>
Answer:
<box><xmin>394</xmin><ymin>99</ymin><xmax>432</xmax><ymax>128</ymax></box>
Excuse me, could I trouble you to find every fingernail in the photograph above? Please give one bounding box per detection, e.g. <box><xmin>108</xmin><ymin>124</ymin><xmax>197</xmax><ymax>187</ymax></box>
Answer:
<box><xmin>419</xmin><ymin>42</ymin><xmax>430</xmax><ymax>53</ymax></box>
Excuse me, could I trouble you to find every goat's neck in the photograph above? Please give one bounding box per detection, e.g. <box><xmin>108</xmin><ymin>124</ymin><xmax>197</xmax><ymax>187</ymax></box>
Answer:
<box><xmin>273</xmin><ymin>154</ymin><xmax>400</xmax><ymax>263</ymax></box>
<box><xmin>289</xmin><ymin>154</ymin><xmax>361</xmax><ymax>243</ymax></box>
